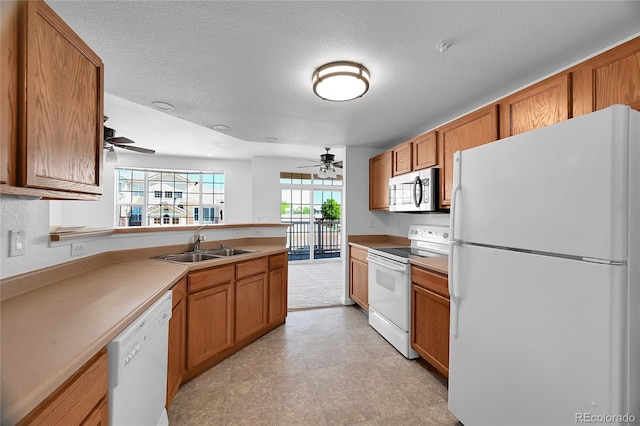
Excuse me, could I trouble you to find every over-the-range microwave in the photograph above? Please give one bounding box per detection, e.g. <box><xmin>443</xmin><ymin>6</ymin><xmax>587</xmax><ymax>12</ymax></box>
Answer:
<box><xmin>388</xmin><ymin>168</ymin><xmax>438</xmax><ymax>212</ymax></box>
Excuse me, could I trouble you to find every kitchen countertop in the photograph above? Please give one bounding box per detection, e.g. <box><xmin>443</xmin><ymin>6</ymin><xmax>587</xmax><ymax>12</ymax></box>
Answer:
<box><xmin>348</xmin><ymin>237</ymin><xmax>448</xmax><ymax>275</ymax></box>
<box><xmin>0</xmin><ymin>242</ymin><xmax>287</xmax><ymax>425</ymax></box>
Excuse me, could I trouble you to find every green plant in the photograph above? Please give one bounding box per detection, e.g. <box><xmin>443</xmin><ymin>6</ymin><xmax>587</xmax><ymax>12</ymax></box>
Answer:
<box><xmin>321</xmin><ymin>199</ymin><xmax>340</xmax><ymax>220</ymax></box>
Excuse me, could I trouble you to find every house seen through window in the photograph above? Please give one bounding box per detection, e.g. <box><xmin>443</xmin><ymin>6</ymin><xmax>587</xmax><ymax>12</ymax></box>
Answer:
<box><xmin>116</xmin><ymin>168</ymin><xmax>224</xmax><ymax>227</ymax></box>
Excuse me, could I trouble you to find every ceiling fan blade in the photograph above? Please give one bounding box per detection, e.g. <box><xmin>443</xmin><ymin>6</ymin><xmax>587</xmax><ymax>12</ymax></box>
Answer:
<box><xmin>333</xmin><ymin>161</ymin><xmax>343</xmax><ymax>168</ymax></box>
<box><xmin>110</xmin><ymin>136</ymin><xmax>135</xmax><ymax>144</ymax></box>
<box><xmin>115</xmin><ymin>144</ymin><xmax>155</xmax><ymax>154</ymax></box>
<box><xmin>297</xmin><ymin>165</ymin><xmax>319</xmax><ymax>168</ymax></box>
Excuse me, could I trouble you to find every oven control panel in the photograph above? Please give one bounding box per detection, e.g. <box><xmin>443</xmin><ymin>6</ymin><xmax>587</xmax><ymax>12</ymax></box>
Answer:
<box><xmin>408</xmin><ymin>225</ymin><xmax>450</xmax><ymax>243</ymax></box>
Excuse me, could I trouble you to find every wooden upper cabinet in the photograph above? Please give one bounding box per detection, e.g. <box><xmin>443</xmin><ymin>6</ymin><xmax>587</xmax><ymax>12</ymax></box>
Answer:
<box><xmin>572</xmin><ymin>37</ymin><xmax>640</xmax><ymax>116</ymax></box>
<box><xmin>1</xmin><ymin>0</ymin><xmax>104</xmax><ymax>199</ymax></box>
<box><xmin>412</xmin><ymin>131</ymin><xmax>437</xmax><ymax>171</ymax></box>
<box><xmin>369</xmin><ymin>150</ymin><xmax>393</xmax><ymax>210</ymax></box>
<box><xmin>500</xmin><ymin>73</ymin><xmax>571</xmax><ymax>138</ymax></box>
<box><xmin>437</xmin><ymin>104</ymin><xmax>499</xmax><ymax>208</ymax></box>
<box><xmin>1</xmin><ymin>2</ymin><xmax>19</xmax><ymax>186</ymax></box>
<box><xmin>392</xmin><ymin>141</ymin><xmax>413</xmax><ymax>176</ymax></box>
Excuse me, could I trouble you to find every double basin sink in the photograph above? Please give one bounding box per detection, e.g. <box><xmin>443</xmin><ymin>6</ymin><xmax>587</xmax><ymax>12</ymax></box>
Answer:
<box><xmin>156</xmin><ymin>248</ymin><xmax>257</xmax><ymax>263</ymax></box>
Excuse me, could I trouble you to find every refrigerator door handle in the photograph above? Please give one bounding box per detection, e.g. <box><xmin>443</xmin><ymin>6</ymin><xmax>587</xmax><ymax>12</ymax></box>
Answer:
<box><xmin>450</xmin><ymin>152</ymin><xmax>462</xmax><ymax>240</ymax></box>
<box><xmin>449</xmin><ymin>240</ymin><xmax>459</xmax><ymax>337</ymax></box>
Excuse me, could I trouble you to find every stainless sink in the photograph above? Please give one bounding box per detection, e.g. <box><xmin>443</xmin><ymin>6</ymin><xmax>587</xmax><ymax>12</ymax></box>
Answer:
<box><xmin>155</xmin><ymin>248</ymin><xmax>257</xmax><ymax>263</ymax></box>
<box><xmin>205</xmin><ymin>248</ymin><xmax>256</xmax><ymax>257</ymax></box>
<box><xmin>156</xmin><ymin>252</ymin><xmax>221</xmax><ymax>263</ymax></box>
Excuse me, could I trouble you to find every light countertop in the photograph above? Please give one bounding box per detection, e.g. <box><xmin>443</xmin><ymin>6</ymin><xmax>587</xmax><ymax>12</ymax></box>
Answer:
<box><xmin>348</xmin><ymin>237</ymin><xmax>448</xmax><ymax>276</ymax></box>
<box><xmin>0</xmin><ymin>243</ymin><xmax>287</xmax><ymax>425</ymax></box>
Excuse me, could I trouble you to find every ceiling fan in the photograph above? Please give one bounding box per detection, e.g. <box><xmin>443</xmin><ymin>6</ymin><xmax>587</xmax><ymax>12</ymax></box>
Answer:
<box><xmin>298</xmin><ymin>147</ymin><xmax>342</xmax><ymax>178</ymax></box>
<box><xmin>103</xmin><ymin>117</ymin><xmax>155</xmax><ymax>162</ymax></box>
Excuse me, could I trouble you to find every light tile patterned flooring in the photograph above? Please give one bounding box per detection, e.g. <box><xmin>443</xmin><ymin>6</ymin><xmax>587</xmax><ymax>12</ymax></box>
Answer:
<box><xmin>287</xmin><ymin>261</ymin><xmax>344</xmax><ymax>310</ymax></box>
<box><xmin>168</xmin><ymin>306</ymin><xmax>459</xmax><ymax>425</ymax></box>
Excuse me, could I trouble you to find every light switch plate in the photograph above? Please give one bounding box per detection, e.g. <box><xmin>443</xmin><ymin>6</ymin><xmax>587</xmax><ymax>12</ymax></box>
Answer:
<box><xmin>9</xmin><ymin>230</ymin><xmax>25</xmax><ymax>257</ymax></box>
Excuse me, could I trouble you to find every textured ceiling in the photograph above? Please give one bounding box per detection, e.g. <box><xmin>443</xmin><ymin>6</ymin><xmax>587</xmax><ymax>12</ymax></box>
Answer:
<box><xmin>48</xmin><ymin>1</ymin><xmax>640</xmax><ymax>161</ymax></box>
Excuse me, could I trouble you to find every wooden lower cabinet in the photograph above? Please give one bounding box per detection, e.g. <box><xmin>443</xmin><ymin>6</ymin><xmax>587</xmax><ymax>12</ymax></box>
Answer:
<box><xmin>182</xmin><ymin>252</ymin><xmax>288</xmax><ymax>381</ymax></box>
<box><xmin>268</xmin><ymin>252</ymin><xmax>288</xmax><ymax>325</ymax></box>
<box><xmin>18</xmin><ymin>349</ymin><xmax>108</xmax><ymax>425</ymax></box>
<box><xmin>167</xmin><ymin>277</ymin><xmax>187</xmax><ymax>407</ymax></box>
<box><xmin>349</xmin><ymin>246</ymin><xmax>368</xmax><ymax>311</ymax></box>
<box><xmin>187</xmin><ymin>280</ymin><xmax>234</xmax><ymax>369</ymax></box>
<box><xmin>235</xmin><ymin>272</ymin><xmax>268</xmax><ymax>341</ymax></box>
<box><xmin>411</xmin><ymin>266</ymin><xmax>450</xmax><ymax>377</ymax></box>
<box><xmin>80</xmin><ymin>399</ymin><xmax>108</xmax><ymax>426</ymax></box>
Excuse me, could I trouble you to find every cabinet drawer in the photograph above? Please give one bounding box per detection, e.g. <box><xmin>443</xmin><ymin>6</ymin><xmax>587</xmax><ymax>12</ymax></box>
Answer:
<box><xmin>188</xmin><ymin>265</ymin><xmax>234</xmax><ymax>293</ymax></box>
<box><xmin>350</xmin><ymin>246</ymin><xmax>368</xmax><ymax>263</ymax></box>
<box><xmin>411</xmin><ymin>266</ymin><xmax>449</xmax><ymax>298</ymax></box>
<box><xmin>236</xmin><ymin>257</ymin><xmax>268</xmax><ymax>279</ymax></box>
<box><xmin>269</xmin><ymin>252</ymin><xmax>287</xmax><ymax>270</ymax></box>
<box><xmin>19</xmin><ymin>348</ymin><xmax>108</xmax><ymax>425</ymax></box>
<box><xmin>171</xmin><ymin>276</ymin><xmax>187</xmax><ymax>307</ymax></box>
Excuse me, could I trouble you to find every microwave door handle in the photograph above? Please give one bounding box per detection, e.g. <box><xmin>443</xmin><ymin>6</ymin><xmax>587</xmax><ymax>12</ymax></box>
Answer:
<box><xmin>413</xmin><ymin>176</ymin><xmax>422</xmax><ymax>207</ymax></box>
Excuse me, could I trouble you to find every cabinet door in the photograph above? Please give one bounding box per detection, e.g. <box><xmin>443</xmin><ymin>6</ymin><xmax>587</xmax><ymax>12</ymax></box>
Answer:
<box><xmin>349</xmin><ymin>257</ymin><xmax>368</xmax><ymax>311</ymax></box>
<box><xmin>437</xmin><ymin>104</ymin><xmax>499</xmax><ymax>208</ymax></box>
<box><xmin>21</xmin><ymin>0</ymin><xmax>104</xmax><ymax>194</ymax></box>
<box><xmin>392</xmin><ymin>141</ymin><xmax>413</xmax><ymax>176</ymax></box>
<box><xmin>79</xmin><ymin>398</ymin><xmax>108</xmax><ymax>426</ymax></box>
<box><xmin>412</xmin><ymin>131</ymin><xmax>437</xmax><ymax>170</ymax></box>
<box><xmin>369</xmin><ymin>150</ymin><xmax>392</xmax><ymax>210</ymax></box>
<box><xmin>166</xmin><ymin>298</ymin><xmax>186</xmax><ymax>408</ymax></box>
<box><xmin>572</xmin><ymin>37</ymin><xmax>640</xmax><ymax>116</ymax></box>
<box><xmin>235</xmin><ymin>273</ymin><xmax>268</xmax><ymax>341</ymax></box>
<box><xmin>411</xmin><ymin>284</ymin><xmax>450</xmax><ymax>377</ymax></box>
<box><xmin>268</xmin><ymin>267</ymin><xmax>287</xmax><ymax>325</ymax></box>
<box><xmin>18</xmin><ymin>349</ymin><xmax>108</xmax><ymax>425</ymax></box>
<box><xmin>1</xmin><ymin>1</ymin><xmax>19</xmax><ymax>185</ymax></box>
<box><xmin>500</xmin><ymin>73</ymin><xmax>571</xmax><ymax>137</ymax></box>
<box><xmin>187</xmin><ymin>282</ymin><xmax>234</xmax><ymax>369</ymax></box>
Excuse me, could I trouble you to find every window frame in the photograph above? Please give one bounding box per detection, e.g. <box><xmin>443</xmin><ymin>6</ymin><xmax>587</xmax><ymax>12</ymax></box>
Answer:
<box><xmin>115</xmin><ymin>167</ymin><xmax>225</xmax><ymax>228</ymax></box>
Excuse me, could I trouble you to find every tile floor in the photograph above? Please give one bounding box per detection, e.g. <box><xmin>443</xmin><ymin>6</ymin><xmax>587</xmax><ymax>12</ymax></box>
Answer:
<box><xmin>168</xmin><ymin>306</ymin><xmax>459</xmax><ymax>425</ymax></box>
<box><xmin>287</xmin><ymin>261</ymin><xmax>344</xmax><ymax>310</ymax></box>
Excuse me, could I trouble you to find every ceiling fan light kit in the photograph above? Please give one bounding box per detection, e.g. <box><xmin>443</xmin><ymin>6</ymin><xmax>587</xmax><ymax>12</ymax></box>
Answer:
<box><xmin>312</xmin><ymin>61</ymin><xmax>370</xmax><ymax>102</ymax></box>
<box><xmin>105</xmin><ymin>145</ymin><xmax>118</xmax><ymax>163</ymax></box>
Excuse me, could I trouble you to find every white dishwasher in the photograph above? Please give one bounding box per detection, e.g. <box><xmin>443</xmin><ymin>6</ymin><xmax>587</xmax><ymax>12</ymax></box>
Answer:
<box><xmin>107</xmin><ymin>291</ymin><xmax>172</xmax><ymax>426</ymax></box>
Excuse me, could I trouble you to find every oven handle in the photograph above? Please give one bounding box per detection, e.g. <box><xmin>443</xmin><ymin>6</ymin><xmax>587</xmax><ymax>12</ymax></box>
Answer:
<box><xmin>366</xmin><ymin>256</ymin><xmax>407</xmax><ymax>273</ymax></box>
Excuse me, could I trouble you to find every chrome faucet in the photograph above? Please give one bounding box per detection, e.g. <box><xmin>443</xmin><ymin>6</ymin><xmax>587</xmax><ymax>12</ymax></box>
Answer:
<box><xmin>193</xmin><ymin>225</ymin><xmax>207</xmax><ymax>252</ymax></box>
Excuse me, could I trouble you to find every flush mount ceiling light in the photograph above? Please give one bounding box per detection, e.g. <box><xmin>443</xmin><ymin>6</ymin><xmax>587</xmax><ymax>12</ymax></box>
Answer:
<box><xmin>151</xmin><ymin>101</ymin><xmax>175</xmax><ymax>111</ymax></box>
<box><xmin>312</xmin><ymin>61</ymin><xmax>370</xmax><ymax>102</ymax></box>
<box><xmin>212</xmin><ymin>124</ymin><xmax>231</xmax><ymax>132</ymax></box>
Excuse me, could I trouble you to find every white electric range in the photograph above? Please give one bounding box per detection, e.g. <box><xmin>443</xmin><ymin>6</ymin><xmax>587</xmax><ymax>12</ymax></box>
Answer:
<box><xmin>367</xmin><ymin>225</ymin><xmax>449</xmax><ymax>358</ymax></box>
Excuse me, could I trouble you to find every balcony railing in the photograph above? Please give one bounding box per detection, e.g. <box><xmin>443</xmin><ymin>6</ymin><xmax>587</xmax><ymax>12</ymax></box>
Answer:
<box><xmin>283</xmin><ymin>219</ymin><xmax>341</xmax><ymax>261</ymax></box>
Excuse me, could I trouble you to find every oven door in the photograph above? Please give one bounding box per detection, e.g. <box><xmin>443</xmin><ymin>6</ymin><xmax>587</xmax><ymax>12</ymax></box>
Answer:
<box><xmin>367</xmin><ymin>251</ymin><xmax>411</xmax><ymax>330</ymax></box>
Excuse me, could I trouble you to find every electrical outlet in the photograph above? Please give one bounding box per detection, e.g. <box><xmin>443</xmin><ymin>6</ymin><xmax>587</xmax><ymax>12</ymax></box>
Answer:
<box><xmin>253</xmin><ymin>229</ymin><xmax>264</xmax><ymax>236</ymax></box>
<box><xmin>9</xmin><ymin>230</ymin><xmax>25</xmax><ymax>257</ymax></box>
<box><xmin>232</xmin><ymin>230</ymin><xmax>242</xmax><ymax>237</ymax></box>
<box><xmin>369</xmin><ymin>218</ymin><xmax>375</xmax><ymax>228</ymax></box>
<box><xmin>71</xmin><ymin>243</ymin><xmax>85</xmax><ymax>257</ymax></box>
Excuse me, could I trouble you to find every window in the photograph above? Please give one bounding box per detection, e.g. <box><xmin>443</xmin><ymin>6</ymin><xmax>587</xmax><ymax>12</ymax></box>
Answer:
<box><xmin>280</xmin><ymin>171</ymin><xmax>342</xmax><ymax>261</ymax></box>
<box><xmin>116</xmin><ymin>168</ymin><xmax>225</xmax><ymax>227</ymax></box>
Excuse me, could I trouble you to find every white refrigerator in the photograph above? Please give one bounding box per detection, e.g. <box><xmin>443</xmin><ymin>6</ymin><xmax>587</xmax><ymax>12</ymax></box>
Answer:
<box><xmin>448</xmin><ymin>105</ymin><xmax>639</xmax><ymax>426</ymax></box>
